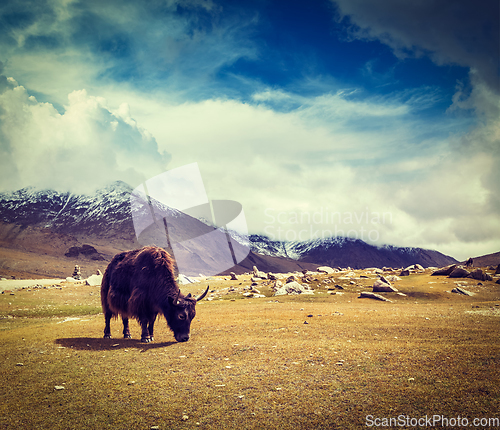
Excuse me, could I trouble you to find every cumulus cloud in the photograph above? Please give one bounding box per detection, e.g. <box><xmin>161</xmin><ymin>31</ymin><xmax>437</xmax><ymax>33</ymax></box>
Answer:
<box><xmin>0</xmin><ymin>73</ymin><xmax>169</xmax><ymax>194</ymax></box>
<box><xmin>133</xmin><ymin>88</ymin><xmax>498</xmax><ymax>260</ymax></box>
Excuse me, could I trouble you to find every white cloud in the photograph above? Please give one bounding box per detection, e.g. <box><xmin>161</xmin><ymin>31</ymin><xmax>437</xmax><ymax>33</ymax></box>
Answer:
<box><xmin>0</xmin><ymin>77</ymin><xmax>169</xmax><ymax>194</ymax></box>
<box><xmin>121</xmin><ymin>86</ymin><xmax>500</xmax><ymax>260</ymax></box>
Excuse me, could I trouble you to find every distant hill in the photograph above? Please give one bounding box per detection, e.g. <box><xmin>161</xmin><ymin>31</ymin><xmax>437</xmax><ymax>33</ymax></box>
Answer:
<box><xmin>462</xmin><ymin>252</ymin><xmax>500</xmax><ymax>268</ymax></box>
<box><xmin>247</xmin><ymin>235</ymin><xmax>458</xmax><ymax>269</ymax></box>
<box><xmin>0</xmin><ymin>183</ymin><xmax>458</xmax><ymax>278</ymax></box>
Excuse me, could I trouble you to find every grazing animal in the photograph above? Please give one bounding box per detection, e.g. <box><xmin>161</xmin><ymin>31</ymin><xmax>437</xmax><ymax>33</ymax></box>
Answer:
<box><xmin>101</xmin><ymin>246</ymin><xmax>209</xmax><ymax>342</ymax></box>
<box><xmin>466</xmin><ymin>257</ymin><xmax>473</xmax><ymax>268</ymax></box>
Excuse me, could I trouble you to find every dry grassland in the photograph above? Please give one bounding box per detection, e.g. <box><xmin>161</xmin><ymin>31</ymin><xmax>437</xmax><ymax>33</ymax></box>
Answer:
<box><xmin>0</xmin><ymin>270</ymin><xmax>499</xmax><ymax>429</ymax></box>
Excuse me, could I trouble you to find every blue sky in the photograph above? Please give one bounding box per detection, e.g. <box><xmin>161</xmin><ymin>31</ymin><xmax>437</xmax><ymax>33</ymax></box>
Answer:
<box><xmin>0</xmin><ymin>0</ymin><xmax>498</xmax><ymax>260</ymax></box>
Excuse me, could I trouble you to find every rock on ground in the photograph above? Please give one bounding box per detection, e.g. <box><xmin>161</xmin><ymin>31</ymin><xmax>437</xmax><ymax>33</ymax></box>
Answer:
<box><xmin>432</xmin><ymin>265</ymin><xmax>456</xmax><ymax>276</ymax></box>
<box><xmin>358</xmin><ymin>292</ymin><xmax>392</xmax><ymax>302</ymax></box>
<box><xmin>448</xmin><ymin>267</ymin><xmax>471</xmax><ymax>278</ymax></box>
<box><xmin>85</xmin><ymin>274</ymin><xmax>103</xmax><ymax>286</ymax></box>
<box><xmin>451</xmin><ymin>287</ymin><xmax>474</xmax><ymax>296</ymax></box>
<box><xmin>372</xmin><ymin>279</ymin><xmax>398</xmax><ymax>293</ymax></box>
<box><xmin>273</xmin><ymin>281</ymin><xmax>314</xmax><ymax>296</ymax></box>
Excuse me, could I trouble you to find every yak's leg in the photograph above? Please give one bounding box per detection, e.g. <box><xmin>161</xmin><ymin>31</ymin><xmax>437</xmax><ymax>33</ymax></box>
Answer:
<box><xmin>122</xmin><ymin>317</ymin><xmax>131</xmax><ymax>339</ymax></box>
<box><xmin>148</xmin><ymin>314</ymin><xmax>157</xmax><ymax>342</ymax></box>
<box><xmin>139</xmin><ymin>315</ymin><xmax>152</xmax><ymax>342</ymax></box>
<box><xmin>103</xmin><ymin>310</ymin><xmax>113</xmax><ymax>339</ymax></box>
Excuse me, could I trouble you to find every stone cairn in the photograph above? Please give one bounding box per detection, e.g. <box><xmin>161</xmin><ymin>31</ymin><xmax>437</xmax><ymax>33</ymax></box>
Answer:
<box><xmin>72</xmin><ymin>265</ymin><xmax>81</xmax><ymax>280</ymax></box>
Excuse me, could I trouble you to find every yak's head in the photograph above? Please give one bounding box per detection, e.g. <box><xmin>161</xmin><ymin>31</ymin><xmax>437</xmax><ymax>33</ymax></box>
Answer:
<box><xmin>165</xmin><ymin>285</ymin><xmax>209</xmax><ymax>342</ymax></box>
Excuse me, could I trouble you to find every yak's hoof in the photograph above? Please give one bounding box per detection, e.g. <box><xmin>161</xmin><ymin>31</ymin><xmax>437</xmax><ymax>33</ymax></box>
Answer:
<box><xmin>104</xmin><ymin>334</ymin><xmax>111</xmax><ymax>339</ymax></box>
<box><xmin>124</xmin><ymin>334</ymin><xmax>132</xmax><ymax>339</ymax></box>
<box><xmin>141</xmin><ymin>337</ymin><xmax>152</xmax><ymax>343</ymax></box>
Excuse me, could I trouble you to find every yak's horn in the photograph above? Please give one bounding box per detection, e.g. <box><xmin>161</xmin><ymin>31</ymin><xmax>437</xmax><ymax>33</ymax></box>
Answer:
<box><xmin>174</xmin><ymin>289</ymin><xmax>181</xmax><ymax>305</ymax></box>
<box><xmin>196</xmin><ymin>285</ymin><xmax>210</xmax><ymax>302</ymax></box>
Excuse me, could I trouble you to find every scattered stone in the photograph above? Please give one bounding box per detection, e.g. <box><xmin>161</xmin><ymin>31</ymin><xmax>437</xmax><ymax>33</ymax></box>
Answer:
<box><xmin>399</xmin><ymin>269</ymin><xmax>410</xmax><ymax>277</ymax></box>
<box><xmin>495</xmin><ymin>264</ymin><xmax>500</xmax><ymax>275</ymax></box>
<box><xmin>451</xmin><ymin>287</ymin><xmax>474</xmax><ymax>296</ymax></box>
<box><xmin>182</xmin><ymin>415</ymin><xmax>189</xmax><ymax>421</ymax></box>
<box><xmin>317</xmin><ymin>266</ymin><xmax>335</xmax><ymax>274</ymax></box>
<box><xmin>16</xmin><ymin>363</ymin><xmax>23</xmax><ymax>366</ymax></box>
<box><xmin>230</xmin><ymin>272</ymin><xmax>238</xmax><ymax>281</ymax></box>
<box><xmin>358</xmin><ymin>292</ymin><xmax>392</xmax><ymax>302</ymax></box>
<box><xmin>285</xmin><ymin>276</ymin><xmax>297</xmax><ymax>284</ymax></box>
<box><xmin>385</xmin><ymin>275</ymin><xmax>401</xmax><ymax>283</ymax></box>
<box><xmin>54</xmin><ymin>386</ymin><xmax>65</xmax><ymax>390</ymax></box>
<box><xmin>177</xmin><ymin>274</ymin><xmax>198</xmax><ymax>284</ymax></box>
<box><xmin>267</xmin><ymin>273</ymin><xmax>277</xmax><ymax>280</ymax></box>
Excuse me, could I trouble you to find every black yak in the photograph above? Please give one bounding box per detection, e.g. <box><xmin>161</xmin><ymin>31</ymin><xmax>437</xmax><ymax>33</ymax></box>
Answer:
<box><xmin>101</xmin><ymin>246</ymin><xmax>209</xmax><ymax>342</ymax></box>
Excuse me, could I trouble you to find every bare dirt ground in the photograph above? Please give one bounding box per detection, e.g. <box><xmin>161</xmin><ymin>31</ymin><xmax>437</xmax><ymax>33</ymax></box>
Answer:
<box><xmin>1</xmin><ymin>269</ymin><xmax>499</xmax><ymax>429</ymax></box>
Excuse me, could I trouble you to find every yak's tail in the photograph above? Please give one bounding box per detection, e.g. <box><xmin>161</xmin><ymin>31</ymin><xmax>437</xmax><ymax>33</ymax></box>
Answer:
<box><xmin>100</xmin><ymin>265</ymin><xmax>111</xmax><ymax>315</ymax></box>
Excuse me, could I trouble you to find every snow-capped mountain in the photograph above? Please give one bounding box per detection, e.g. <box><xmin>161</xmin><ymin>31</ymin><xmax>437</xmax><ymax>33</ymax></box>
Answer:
<box><xmin>0</xmin><ymin>181</ymin><xmax>136</xmax><ymax>238</ymax></box>
<box><xmin>243</xmin><ymin>234</ymin><xmax>457</xmax><ymax>269</ymax></box>
<box><xmin>0</xmin><ymin>182</ymin><xmax>457</xmax><ymax>276</ymax></box>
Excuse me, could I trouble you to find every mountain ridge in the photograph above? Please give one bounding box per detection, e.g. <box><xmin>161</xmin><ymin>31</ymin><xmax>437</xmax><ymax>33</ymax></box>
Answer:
<box><xmin>0</xmin><ymin>183</ymin><xmax>460</xmax><ymax>277</ymax></box>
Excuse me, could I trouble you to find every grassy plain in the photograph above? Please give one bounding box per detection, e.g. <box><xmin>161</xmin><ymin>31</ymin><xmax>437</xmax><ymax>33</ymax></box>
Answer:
<box><xmin>0</xmin><ymin>270</ymin><xmax>499</xmax><ymax>429</ymax></box>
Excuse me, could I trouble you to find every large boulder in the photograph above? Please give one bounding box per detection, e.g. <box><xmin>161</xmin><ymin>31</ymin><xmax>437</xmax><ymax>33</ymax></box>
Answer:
<box><xmin>273</xmin><ymin>281</ymin><xmax>314</xmax><ymax>296</ymax></box>
<box><xmin>448</xmin><ymin>266</ymin><xmax>471</xmax><ymax>278</ymax></box>
<box><xmin>86</xmin><ymin>274</ymin><xmax>103</xmax><ymax>286</ymax></box>
<box><xmin>317</xmin><ymin>266</ymin><xmax>335</xmax><ymax>274</ymax></box>
<box><xmin>372</xmin><ymin>279</ymin><xmax>398</xmax><ymax>293</ymax></box>
<box><xmin>252</xmin><ymin>266</ymin><xmax>267</xmax><ymax>279</ymax></box>
<box><xmin>467</xmin><ymin>269</ymin><xmax>493</xmax><ymax>281</ymax></box>
<box><xmin>431</xmin><ymin>265</ymin><xmax>456</xmax><ymax>276</ymax></box>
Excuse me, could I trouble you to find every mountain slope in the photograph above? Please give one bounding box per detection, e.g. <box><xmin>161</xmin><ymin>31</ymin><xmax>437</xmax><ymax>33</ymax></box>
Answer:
<box><xmin>0</xmin><ymin>183</ymin><xmax>459</xmax><ymax>277</ymax></box>
<box><xmin>247</xmin><ymin>235</ymin><xmax>458</xmax><ymax>269</ymax></box>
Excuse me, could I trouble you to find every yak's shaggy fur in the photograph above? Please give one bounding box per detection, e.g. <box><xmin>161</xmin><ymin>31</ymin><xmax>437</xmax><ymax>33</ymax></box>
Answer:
<box><xmin>101</xmin><ymin>246</ymin><xmax>208</xmax><ymax>342</ymax></box>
